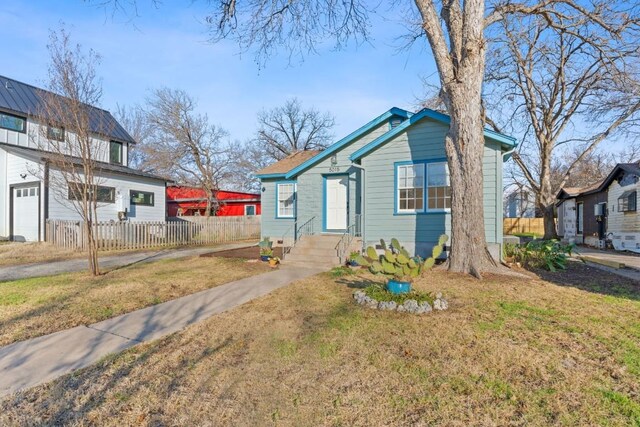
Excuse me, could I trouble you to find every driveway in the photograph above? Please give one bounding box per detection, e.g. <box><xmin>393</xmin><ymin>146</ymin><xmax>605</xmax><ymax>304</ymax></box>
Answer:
<box><xmin>0</xmin><ymin>242</ymin><xmax>254</xmax><ymax>282</ymax></box>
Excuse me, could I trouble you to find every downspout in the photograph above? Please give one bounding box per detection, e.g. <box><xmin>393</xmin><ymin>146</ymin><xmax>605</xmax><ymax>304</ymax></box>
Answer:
<box><xmin>351</xmin><ymin>163</ymin><xmax>365</xmax><ymax>250</ymax></box>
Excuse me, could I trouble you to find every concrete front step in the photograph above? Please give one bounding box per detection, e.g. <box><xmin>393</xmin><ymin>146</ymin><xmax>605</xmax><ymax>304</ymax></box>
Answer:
<box><xmin>284</xmin><ymin>253</ymin><xmax>341</xmax><ymax>265</ymax></box>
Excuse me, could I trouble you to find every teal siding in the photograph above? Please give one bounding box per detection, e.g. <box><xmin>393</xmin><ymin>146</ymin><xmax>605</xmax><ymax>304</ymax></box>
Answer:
<box><xmin>260</xmin><ymin>115</ymin><xmax>506</xmax><ymax>258</ymax></box>
<box><xmin>260</xmin><ymin>179</ymin><xmax>295</xmax><ymax>241</ymax></box>
<box><xmin>269</xmin><ymin>121</ymin><xmax>390</xmax><ymax>238</ymax></box>
<box><xmin>361</xmin><ymin>119</ymin><xmax>503</xmax><ymax>257</ymax></box>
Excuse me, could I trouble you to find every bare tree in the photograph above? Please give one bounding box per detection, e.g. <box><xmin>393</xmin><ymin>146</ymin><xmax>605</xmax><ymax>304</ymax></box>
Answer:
<box><xmin>35</xmin><ymin>29</ymin><xmax>109</xmax><ymax>275</ymax></box>
<box><xmin>485</xmin><ymin>2</ymin><xmax>640</xmax><ymax>238</ymax></box>
<box><xmin>114</xmin><ymin>104</ymin><xmax>151</xmax><ymax>170</ymax></box>
<box><xmin>205</xmin><ymin>0</ymin><xmax>639</xmax><ymax>276</ymax></box>
<box><xmin>255</xmin><ymin>98</ymin><xmax>335</xmax><ymax>161</ymax></box>
<box><xmin>145</xmin><ymin>88</ymin><xmax>236</xmax><ymax>216</ymax></box>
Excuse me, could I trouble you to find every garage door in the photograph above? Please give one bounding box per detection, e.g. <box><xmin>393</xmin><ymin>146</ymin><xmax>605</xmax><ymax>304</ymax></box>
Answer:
<box><xmin>12</xmin><ymin>185</ymin><xmax>40</xmax><ymax>242</ymax></box>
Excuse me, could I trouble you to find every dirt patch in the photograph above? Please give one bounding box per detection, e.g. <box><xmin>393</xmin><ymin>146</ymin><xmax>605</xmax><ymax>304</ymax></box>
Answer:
<box><xmin>202</xmin><ymin>245</ymin><xmax>284</xmax><ymax>260</ymax></box>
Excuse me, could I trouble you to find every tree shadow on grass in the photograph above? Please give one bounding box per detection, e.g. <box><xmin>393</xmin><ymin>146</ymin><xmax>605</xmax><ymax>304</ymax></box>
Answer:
<box><xmin>530</xmin><ymin>262</ymin><xmax>640</xmax><ymax>302</ymax></box>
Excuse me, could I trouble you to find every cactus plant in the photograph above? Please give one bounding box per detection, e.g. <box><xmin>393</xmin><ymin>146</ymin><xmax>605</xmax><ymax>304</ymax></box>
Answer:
<box><xmin>355</xmin><ymin>235</ymin><xmax>448</xmax><ymax>283</ymax></box>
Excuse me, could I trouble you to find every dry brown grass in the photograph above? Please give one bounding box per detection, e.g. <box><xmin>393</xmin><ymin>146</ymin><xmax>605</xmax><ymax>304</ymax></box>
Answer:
<box><xmin>1</xmin><ymin>263</ymin><xmax>639</xmax><ymax>426</ymax></box>
<box><xmin>0</xmin><ymin>242</ymin><xmax>82</xmax><ymax>266</ymax></box>
<box><xmin>0</xmin><ymin>256</ymin><xmax>270</xmax><ymax>346</ymax></box>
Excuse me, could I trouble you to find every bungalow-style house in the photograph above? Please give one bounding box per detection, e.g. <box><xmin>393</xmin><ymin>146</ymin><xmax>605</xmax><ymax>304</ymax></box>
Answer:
<box><xmin>256</xmin><ymin>107</ymin><xmax>517</xmax><ymax>266</ymax></box>
<box><xmin>556</xmin><ymin>181</ymin><xmax>607</xmax><ymax>247</ymax></box>
<box><xmin>0</xmin><ymin>75</ymin><xmax>167</xmax><ymax>242</ymax></box>
<box><xmin>166</xmin><ymin>185</ymin><xmax>261</xmax><ymax>217</ymax></box>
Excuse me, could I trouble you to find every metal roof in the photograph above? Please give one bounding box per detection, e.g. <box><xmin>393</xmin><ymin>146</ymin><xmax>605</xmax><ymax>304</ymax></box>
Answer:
<box><xmin>0</xmin><ymin>142</ymin><xmax>167</xmax><ymax>182</ymax></box>
<box><xmin>0</xmin><ymin>75</ymin><xmax>136</xmax><ymax>144</ymax></box>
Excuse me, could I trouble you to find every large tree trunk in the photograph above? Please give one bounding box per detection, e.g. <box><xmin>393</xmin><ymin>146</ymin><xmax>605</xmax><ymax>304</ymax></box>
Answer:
<box><xmin>542</xmin><ymin>204</ymin><xmax>557</xmax><ymax>240</ymax></box>
<box><xmin>444</xmin><ymin>88</ymin><xmax>497</xmax><ymax>277</ymax></box>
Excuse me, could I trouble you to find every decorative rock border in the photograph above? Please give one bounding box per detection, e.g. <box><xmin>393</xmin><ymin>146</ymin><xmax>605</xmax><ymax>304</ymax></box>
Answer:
<box><xmin>353</xmin><ymin>290</ymin><xmax>449</xmax><ymax>314</ymax></box>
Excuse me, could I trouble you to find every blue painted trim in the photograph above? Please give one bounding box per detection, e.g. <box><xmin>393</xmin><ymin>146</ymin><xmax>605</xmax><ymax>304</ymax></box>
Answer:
<box><xmin>350</xmin><ymin>108</ymin><xmax>517</xmax><ymax>161</ymax></box>
<box><xmin>256</xmin><ymin>173</ymin><xmax>286</xmax><ymax>179</ymax></box>
<box><xmin>283</xmin><ymin>107</ymin><xmax>412</xmax><ymax>179</ymax></box>
<box><xmin>275</xmin><ymin>180</ymin><xmax>297</xmax><ymax>219</ymax></box>
<box><xmin>322</xmin><ymin>173</ymin><xmax>349</xmax><ymax>232</ymax></box>
<box><xmin>393</xmin><ymin>158</ymin><xmax>451</xmax><ymax>215</ymax></box>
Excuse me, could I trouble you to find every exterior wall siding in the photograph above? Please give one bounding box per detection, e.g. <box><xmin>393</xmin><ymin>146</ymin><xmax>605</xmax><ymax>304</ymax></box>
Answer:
<box><xmin>260</xmin><ymin>179</ymin><xmax>296</xmax><ymax>243</ymax></box>
<box><xmin>47</xmin><ymin>169</ymin><xmax>166</xmax><ymax>223</ymax></box>
<box><xmin>607</xmin><ymin>180</ymin><xmax>639</xmax><ymax>233</ymax></box>
<box><xmin>361</xmin><ymin>119</ymin><xmax>503</xmax><ymax>258</ymax></box>
<box><xmin>0</xmin><ymin>116</ymin><xmax>128</xmax><ymax>164</ymax></box>
<box><xmin>295</xmin><ymin>122</ymin><xmax>390</xmax><ymax>232</ymax></box>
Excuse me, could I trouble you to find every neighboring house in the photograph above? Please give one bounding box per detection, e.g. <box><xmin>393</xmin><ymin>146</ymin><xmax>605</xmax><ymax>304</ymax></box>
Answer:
<box><xmin>166</xmin><ymin>185</ymin><xmax>261</xmax><ymax>217</ymax></box>
<box><xmin>504</xmin><ymin>188</ymin><xmax>536</xmax><ymax>218</ymax></box>
<box><xmin>0</xmin><ymin>75</ymin><xmax>167</xmax><ymax>242</ymax></box>
<box><xmin>598</xmin><ymin>162</ymin><xmax>640</xmax><ymax>253</ymax></box>
<box><xmin>256</xmin><ymin>107</ymin><xmax>516</xmax><ymax>262</ymax></box>
<box><xmin>556</xmin><ymin>181</ymin><xmax>607</xmax><ymax>246</ymax></box>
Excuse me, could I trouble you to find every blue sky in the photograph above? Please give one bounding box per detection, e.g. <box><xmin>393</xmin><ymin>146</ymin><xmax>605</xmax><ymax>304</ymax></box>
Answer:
<box><xmin>1</xmin><ymin>1</ymin><xmax>437</xmax><ymax>142</ymax></box>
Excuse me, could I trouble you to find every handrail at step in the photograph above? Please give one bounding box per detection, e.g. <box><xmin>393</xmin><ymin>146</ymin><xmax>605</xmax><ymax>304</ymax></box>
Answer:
<box><xmin>335</xmin><ymin>214</ymin><xmax>362</xmax><ymax>264</ymax></box>
<box><xmin>281</xmin><ymin>216</ymin><xmax>316</xmax><ymax>259</ymax></box>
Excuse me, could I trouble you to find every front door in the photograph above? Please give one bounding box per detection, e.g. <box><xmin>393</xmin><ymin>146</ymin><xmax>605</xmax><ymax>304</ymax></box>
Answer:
<box><xmin>325</xmin><ymin>175</ymin><xmax>348</xmax><ymax>231</ymax></box>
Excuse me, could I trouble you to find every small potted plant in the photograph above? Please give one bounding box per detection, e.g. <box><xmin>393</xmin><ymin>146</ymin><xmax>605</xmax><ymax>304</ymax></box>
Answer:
<box><xmin>258</xmin><ymin>237</ymin><xmax>273</xmax><ymax>262</ymax></box>
<box><xmin>347</xmin><ymin>251</ymin><xmax>361</xmax><ymax>267</ymax></box>
<box><xmin>355</xmin><ymin>235</ymin><xmax>448</xmax><ymax>294</ymax></box>
<box><xmin>269</xmin><ymin>256</ymin><xmax>280</xmax><ymax>267</ymax></box>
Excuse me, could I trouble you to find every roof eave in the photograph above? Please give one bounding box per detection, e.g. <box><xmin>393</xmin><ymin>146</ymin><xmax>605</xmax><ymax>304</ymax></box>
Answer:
<box><xmin>282</xmin><ymin>107</ymin><xmax>412</xmax><ymax>179</ymax></box>
<box><xmin>350</xmin><ymin>109</ymin><xmax>517</xmax><ymax>162</ymax></box>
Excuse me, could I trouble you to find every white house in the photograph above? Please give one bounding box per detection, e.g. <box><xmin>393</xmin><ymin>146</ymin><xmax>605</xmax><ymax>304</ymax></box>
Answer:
<box><xmin>0</xmin><ymin>75</ymin><xmax>167</xmax><ymax>242</ymax></box>
<box><xmin>599</xmin><ymin>162</ymin><xmax>640</xmax><ymax>253</ymax></box>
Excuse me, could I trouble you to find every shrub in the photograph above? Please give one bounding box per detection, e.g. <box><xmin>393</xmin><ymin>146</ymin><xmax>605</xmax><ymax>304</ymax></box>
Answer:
<box><xmin>509</xmin><ymin>240</ymin><xmax>574</xmax><ymax>272</ymax></box>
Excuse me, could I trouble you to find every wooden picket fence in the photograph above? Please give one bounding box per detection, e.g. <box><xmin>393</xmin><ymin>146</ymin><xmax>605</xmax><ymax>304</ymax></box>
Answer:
<box><xmin>45</xmin><ymin>216</ymin><xmax>261</xmax><ymax>251</ymax></box>
<box><xmin>503</xmin><ymin>217</ymin><xmax>546</xmax><ymax>236</ymax></box>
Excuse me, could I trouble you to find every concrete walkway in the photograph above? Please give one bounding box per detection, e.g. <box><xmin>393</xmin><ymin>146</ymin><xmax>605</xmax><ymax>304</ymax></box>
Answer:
<box><xmin>573</xmin><ymin>246</ymin><xmax>640</xmax><ymax>282</ymax></box>
<box><xmin>0</xmin><ymin>265</ymin><xmax>322</xmax><ymax>397</ymax></box>
<box><xmin>0</xmin><ymin>242</ymin><xmax>253</xmax><ymax>282</ymax></box>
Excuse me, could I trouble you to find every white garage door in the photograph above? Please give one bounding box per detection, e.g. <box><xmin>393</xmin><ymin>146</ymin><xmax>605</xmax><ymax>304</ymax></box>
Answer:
<box><xmin>12</xmin><ymin>185</ymin><xmax>40</xmax><ymax>242</ymax></box>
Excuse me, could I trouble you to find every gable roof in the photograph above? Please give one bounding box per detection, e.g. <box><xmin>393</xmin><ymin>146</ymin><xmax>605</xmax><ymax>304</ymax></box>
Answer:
<box><xmin>0</xmin><ymin>142</ymin><xmax>166</xmax><ymax>181</ymax></box>
<box><xmin>598</xmin><ymin>162</ymin><xmax>640</xmax><ymax>191</ymax></box>
<box><xmin>0</xmin><ymin>75</ymin><xmax>136</xmax><ymax>144</ymax></box>
<box><xmin>256</xmin><ymin>150</ymin><xmax>322</xmax><ymax>177</ymax></box>
<box><xmin>350</xmin><ymin>108</ymin><xmax>517</xmax><ymax>162</ymax></box>
<box><xmin>255</xmin><ymin>107</ymin><xmax>412</xmax><ymax>179</ymax></box>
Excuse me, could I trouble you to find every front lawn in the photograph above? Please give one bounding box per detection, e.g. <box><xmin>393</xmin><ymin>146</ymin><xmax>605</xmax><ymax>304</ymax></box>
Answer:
<box><xmin>1</xmin><ymin>262</ymin><xmax>638</xmax><ymax>425</ymax></box>
<box><xmin>0</xmin><ymin>256</ymin><xmax>270</xmax><ymax>346</ymax></box>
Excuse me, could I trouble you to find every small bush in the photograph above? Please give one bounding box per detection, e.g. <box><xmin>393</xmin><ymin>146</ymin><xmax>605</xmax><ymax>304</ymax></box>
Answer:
<box><xmin>330</xmin><ymin>266</ymin><xmax>357</xmax><ymax>278</ymax></box>
<box><xmin>364</xmin><ymin>283</ymin><xmax>435</xmax><ymax>305</ymax></box>
<box><xmin>508</xmin><ymin>240</ymin><xmax>574</xmax><ymax>272</ymax></box>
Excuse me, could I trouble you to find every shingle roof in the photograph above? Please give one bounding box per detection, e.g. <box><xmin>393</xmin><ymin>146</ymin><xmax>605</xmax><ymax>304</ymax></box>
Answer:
<box><xmin>256</xmin><ymin>150</ymin><xmax>322</xmax><ymax>176</ymax></box>
<box><xmin>0</xmin><ymin>75</ymin><xmax>136</xmax><ymax>144</ymax></box>
<box><xmin>0</xmin><ymin>142</ymin><xmax>167</xmax><ymax>181</ymax></box>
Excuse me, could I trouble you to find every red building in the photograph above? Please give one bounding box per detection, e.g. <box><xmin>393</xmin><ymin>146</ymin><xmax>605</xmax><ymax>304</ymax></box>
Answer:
<box><xmin>166</xmin><ymin>185</ymin><xmax>261</xmax><ymax>217</ymax></box>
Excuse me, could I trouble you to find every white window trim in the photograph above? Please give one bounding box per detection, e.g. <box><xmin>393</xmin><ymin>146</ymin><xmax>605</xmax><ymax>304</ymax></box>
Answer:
<box><xmin>244</xmin><ymin>204</ymin><xmax>257</xmax><ymax>216</ymax></box>
<box><xmin>396</xmin><ymin>163</ymin><xmax>425</xmax><ymax>214</ymax></box>
<box><xmin>276</xmin><ymin>183</ymin><xmax>296</xmax><ymax>218</ymax></box>
<box><xmin>426</xmin><ymin>162</ymin><xmax>451</xmax><ymax>213</ymax></box>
